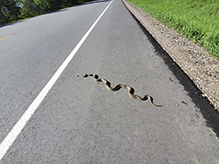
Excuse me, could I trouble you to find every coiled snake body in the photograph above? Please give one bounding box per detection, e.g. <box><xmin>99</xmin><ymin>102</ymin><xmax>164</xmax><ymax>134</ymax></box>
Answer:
<box><xmin>80</xmin><ymin>74</ymin><xmax>162</xmax><ymax>107</ymax></box>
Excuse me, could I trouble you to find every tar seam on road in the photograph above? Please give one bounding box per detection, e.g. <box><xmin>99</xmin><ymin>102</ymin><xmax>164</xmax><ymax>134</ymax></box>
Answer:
<box><xmin>0</xmin><ymin>34</ymin><xmax>12</xmax><ymax>41</ymax></box>
<box><xmin>0</xmin><ymin>0</ymin><xmax>113</xmax><ymax>161</ymax></box>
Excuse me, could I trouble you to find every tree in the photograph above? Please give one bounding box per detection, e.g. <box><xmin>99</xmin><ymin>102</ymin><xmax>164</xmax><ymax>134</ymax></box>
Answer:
<box><xmin>0</xmin><ymin>0</ymin><xmax>91</xmax><ymax>26</ymax></box>
<box><xmin>0</xmin><ymin>0</ymin><xmax>21</xmax><ymax>22</ymax></box>
<box><xmin>20</xmin><ymin>0</ymin><xmax>41</xmax><ymax>17</ymax></box>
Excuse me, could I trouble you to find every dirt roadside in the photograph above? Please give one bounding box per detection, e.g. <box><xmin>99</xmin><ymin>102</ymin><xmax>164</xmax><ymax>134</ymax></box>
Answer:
<box><xmin>122</xmin><ymin>0</ymin><xmax>219</xmax><ymax>111</ymax></box>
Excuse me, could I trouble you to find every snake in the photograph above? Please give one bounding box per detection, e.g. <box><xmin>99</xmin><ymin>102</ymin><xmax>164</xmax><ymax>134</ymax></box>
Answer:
<box><xmin>79</xmin><ymin>74</ymin><xmax>162</xmax><ymax>107</ymax></box>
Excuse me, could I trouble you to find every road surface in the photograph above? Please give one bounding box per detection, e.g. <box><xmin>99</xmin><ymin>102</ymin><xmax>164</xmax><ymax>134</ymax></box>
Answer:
<box><xmin>0</xmin><ymin>0</ymin><xmax>219</xmax><ymax>163</ymax></box>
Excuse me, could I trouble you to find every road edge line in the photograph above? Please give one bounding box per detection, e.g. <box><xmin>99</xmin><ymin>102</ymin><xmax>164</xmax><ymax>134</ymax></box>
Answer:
<box><xmin>0</xmin><ymin>0</ymin><xmax>113</xmax><ymax>161</ymax></box>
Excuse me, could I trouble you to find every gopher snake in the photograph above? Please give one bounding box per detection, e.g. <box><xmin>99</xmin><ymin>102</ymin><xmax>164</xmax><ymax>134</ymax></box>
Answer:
<box><xmin>79</xmin><ymin>74</ymin><xmax>162</xmax><ymax>107</ymax></box>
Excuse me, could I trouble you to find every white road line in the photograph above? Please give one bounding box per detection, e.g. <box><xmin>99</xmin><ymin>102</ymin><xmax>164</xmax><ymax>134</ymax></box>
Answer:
<box><xmin>0</xmin><ymin>0</ymin><xmax>113</xmax><ymax>161</ymax></box>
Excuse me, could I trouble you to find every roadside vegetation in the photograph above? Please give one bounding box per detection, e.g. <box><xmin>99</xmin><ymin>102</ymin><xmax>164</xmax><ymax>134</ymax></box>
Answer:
<box><xmin>128</xmin><ymin>0</ymin><xmax>219</xmax><ymax>60</ymax></box>
<box><xmin>0</xmin><ymin>0</ymin><xmax>93</xmax><ymax>27</ymax></box>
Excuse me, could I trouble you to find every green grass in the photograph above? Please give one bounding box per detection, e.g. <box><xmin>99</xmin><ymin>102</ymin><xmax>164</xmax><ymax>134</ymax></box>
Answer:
<box><xmin>0</xmin><ymin>17</ymin><xmax>31</xmax><ymax>27</ymax></box>
<box><xmin>128</xmin><ymin>0</ymin><xmax>219</xmax><ymax>60</ymax></box>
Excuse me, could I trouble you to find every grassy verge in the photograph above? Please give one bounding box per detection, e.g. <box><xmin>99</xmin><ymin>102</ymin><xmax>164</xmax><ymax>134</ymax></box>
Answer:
<box><xmin>127</xmin><ymin>0</ymin><xmax>219</xmax><ymax>60</ymax></box>
<box><xmin>0</xmin><ymin>17</ymin><xmax>31</xmax><ymax>27</ymax></box>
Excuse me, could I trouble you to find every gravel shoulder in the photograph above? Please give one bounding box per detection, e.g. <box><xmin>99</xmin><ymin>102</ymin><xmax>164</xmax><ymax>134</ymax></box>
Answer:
<box><xmin>123</xmin><ymin>0</ymin><xmax>219</xmax><ymax>111</ymax></box>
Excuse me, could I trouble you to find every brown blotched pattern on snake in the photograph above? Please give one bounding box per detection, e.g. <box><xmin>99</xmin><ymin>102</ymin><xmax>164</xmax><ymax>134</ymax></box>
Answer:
<box><xmin>79</xmin><ymin>74</ymin><xmax>162</xmax><ymax>107</ymax></box>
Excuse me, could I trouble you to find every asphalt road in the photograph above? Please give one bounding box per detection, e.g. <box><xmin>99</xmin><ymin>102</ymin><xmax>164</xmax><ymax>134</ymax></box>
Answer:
<box><xmin>1</xmin><ymin>0</ymin><xmax>219</xmax><ymax>163</ymax></box>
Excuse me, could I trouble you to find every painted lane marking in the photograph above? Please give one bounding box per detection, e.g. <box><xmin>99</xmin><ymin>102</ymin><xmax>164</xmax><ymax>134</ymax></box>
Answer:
<box><xmin>0</xmin><ymin>0</ymin><xmax>113</xmax><ymax>161</ymax></box>
<box><xmin>0</xmin><ymin>34</ymin><xmax>13</xmax><ymax>41</ymax></box>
